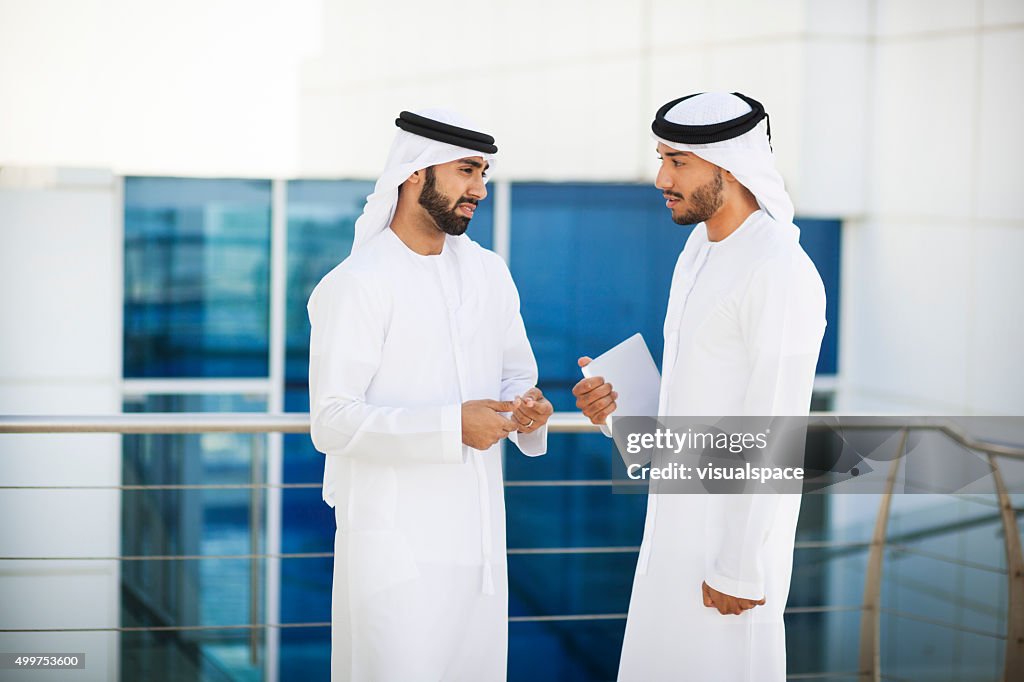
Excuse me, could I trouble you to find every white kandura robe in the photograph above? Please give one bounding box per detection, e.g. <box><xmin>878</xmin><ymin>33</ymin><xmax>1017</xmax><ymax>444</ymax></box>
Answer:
<box><xmin>307</xmin><ymin>228</ymin><xmax>547</xmax><ymax>681</ymax></box>
<box><xmin>617</xmin><ymin>210</ymin><xmax>826</xmax><ymax>682</ymax></box>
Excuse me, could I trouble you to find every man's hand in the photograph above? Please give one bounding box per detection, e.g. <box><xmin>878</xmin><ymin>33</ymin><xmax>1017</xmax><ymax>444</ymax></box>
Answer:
<box><xmin>571</xmin><ymin>357</ymin><xmax>618</xmax><ymax>425</ymax></box>
<box><xmin>701</xmin><ymin>581</ymin><xmax>765</xmax><ymax>616</ymax></box>
<box><xmin>511</xmin><ymin>387</ymin><xmax>553</xmax><ymax>434</ymax></box>
<box><xmin>462</xmin><ymin>399</ymin><xmax>518</xmax><ymax>450</ymax></box>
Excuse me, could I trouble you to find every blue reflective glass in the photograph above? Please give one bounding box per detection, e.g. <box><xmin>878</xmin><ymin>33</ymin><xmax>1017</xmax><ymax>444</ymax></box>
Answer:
<box><xmin>285</xmin><ymin>180</ymin><xmax>373</xmax><ymax>387</ymax></box>
<box><xmin>509</xmin><ymin>183</ymin><xmax>689</xmax><ymax>408</ymax></box>
<box><xmin>120</xmin><ymin>393</ymin><xmax>266</xmax><ymax>681</ymax></box>
<box><xmin>510</xmin><ymin>620</ymin><xmax>626</xmax><ymax>681</ymax></box>
<box><xmin>795</xmin><ymin>217</ymin><xmax>841</xmax><ymax>374</ymax></box>
<box><xmin>500</xmin><ymin>183</ymin><xmax>679</xmax><ymax>675</ymax></box>
<box><xmin>123</xmin><ymin>178</ymin><xmax>272</xmax><ymax>377</ymax></box>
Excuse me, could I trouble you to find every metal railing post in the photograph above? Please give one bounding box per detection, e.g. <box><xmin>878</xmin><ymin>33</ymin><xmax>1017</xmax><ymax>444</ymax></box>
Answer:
<box><xmin>249</xmin><ymin>432</ymin><xmax>264</xmax><ymax>666</ymax></box>
<box><xmin>989</xmin><ymin>455</ymin><xmax>1024</xmax><ymax>681</ymax></box>
<box><xmin>857</xmin><ymin>428</ymin><xmax>908</xmax><ymax>682</ymax></box>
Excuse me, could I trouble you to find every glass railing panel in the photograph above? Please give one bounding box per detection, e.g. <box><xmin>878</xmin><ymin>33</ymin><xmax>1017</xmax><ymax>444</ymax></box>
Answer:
<box><xmin>880</xmin><ymin>610</ymin><xmax>1003</xmax><ymax>681</ymax></box>
<box><xmin>785</xmin><ymin>607</ymin><xmax>862</xmax><ymax>679</ymax></box>
<box><xmin>509</xmin><ymin>619</ymin><xmax>626</xmax><ymax>682</ymax></box>
<box><xmin>121</xmin><ymin>394</ymin><xmax>266</xmax><ymax>681</ymax></box>
<box><xmin>507</xmin><ymin>552</ymin><xmax>636</xmax><ymax>620</ymax></box>
<box><xmin>505</xmin><ymin>483</ymin><xmax>646</xmax><ymax>550</ymax></box>
<box><xmin>883</xmin><ymin>495</ymin><xmax>1008</xmax><ymax>631</ymax></box>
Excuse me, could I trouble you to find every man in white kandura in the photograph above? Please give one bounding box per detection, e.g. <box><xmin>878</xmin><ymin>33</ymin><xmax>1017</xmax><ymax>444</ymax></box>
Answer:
<box><xmin>307</xmin><ymin>108</ymin><xmax>553</xmax><ymax>681</ymax></box>
<box><xmin>573</xmin><ymin>92</ymin><xmax>826</xmax><ymax>681</ymax></box>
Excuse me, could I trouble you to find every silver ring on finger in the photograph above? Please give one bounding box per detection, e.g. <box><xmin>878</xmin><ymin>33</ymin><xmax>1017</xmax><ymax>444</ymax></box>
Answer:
<box><xmin>527</xmin><ymin>419</ymin><xmax>535</xmax><ymax>427</ymax></box>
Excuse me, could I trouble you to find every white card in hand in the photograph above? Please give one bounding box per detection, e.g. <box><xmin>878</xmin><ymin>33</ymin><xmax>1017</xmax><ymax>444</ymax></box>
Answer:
<box><xmin>581</xmin><ymin>333</ymin><xmax>661</xmax><ymax>419</ymax></box>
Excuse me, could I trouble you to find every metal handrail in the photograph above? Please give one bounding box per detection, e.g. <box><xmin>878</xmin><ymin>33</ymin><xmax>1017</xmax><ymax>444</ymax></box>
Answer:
<box><xmin>858</xmin><ymin>429</ymin><xmax>906</xmax><ymax>682</ymax></box>
<box><xmin>2</xmin><ymin>412</ymin><xmax>1022</xmax><ymax>458</ymax></box>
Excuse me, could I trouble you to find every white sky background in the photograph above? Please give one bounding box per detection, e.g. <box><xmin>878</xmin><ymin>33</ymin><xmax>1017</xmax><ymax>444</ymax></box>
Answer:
<box><xmin>0</xmin><ymin>0</ymin><xmax>322</xmax><ymax>177</ymax></box>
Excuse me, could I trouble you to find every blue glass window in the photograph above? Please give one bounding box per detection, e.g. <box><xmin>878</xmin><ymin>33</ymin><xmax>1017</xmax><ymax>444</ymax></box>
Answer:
<box><xmin>120</xmin><ymin>393</ymin><xmax>266</xmax><ymax>680</ymax></box>
<box><xmin>794</xmin><ymin>218</ymin><xmax>841</xmax><ymax>375</ymax></box>
<box><xmin>124</xmin><ymin>178</ymin><xmax>272</xmax><ymax>377</ymax></box>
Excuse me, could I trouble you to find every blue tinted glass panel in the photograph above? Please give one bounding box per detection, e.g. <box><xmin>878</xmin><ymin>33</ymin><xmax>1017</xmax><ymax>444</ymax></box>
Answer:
<box><xmin>503</xmin><ymin>183</ymin><xmax>676</xmax><ymax>681</ymax></box>
<box><xmin>509</xmin><ymin>620</ymin><xmax>626</xmax><ymax>681</ymax></box>
<box><xmin>509</xmin><ymin>183</ymin><xmax>690</xmax><ymax>410</ymax></box>
<box><xmin>124</xmin><ymin>178</ymin><xmax>272</xmax><ymax>377</ymax></box>
<box><xmin>120</xmin><ymin>393</ymin><xmax>266</xmax><ymax>681</ymax></box>
<box><xmin>285</xmin><ymin>180</ymin><xmax>373</xmax><ymax>387</ymax></box>
<box><xmin>795</xmin><ymin>217</ymin><xmax>841</xmax><ymax>375</ymax></box>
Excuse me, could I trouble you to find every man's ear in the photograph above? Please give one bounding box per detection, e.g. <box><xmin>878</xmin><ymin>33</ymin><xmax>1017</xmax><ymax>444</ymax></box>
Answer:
<box><xmin>722</xmin><ymin>169</ymin><xmax>740</xmax><ymax>184</ymax></box>
<box><xmin>405</xmin><ymin>169</ymin><xmax>423</xmax><ymax>185</ymax></box>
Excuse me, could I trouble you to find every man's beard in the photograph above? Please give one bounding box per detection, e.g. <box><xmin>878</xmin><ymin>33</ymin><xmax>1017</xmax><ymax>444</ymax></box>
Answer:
<box><xmin>668</xmin><ymin>169</ymin><xmax>724</xmax><ymax>225</ymax></box>
<box><xmin>419</xmin><ymin>167</ymin><xmax>477</xmax><ymax>236</ymax></box>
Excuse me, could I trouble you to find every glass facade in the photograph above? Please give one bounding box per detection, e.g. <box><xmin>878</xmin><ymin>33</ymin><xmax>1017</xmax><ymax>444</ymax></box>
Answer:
<box><xmin>122</xmin><ymin>177</ymin><xmax>856</xmax><ymax>681</ymax></box>
<box><xmin>121</xmin><ymin>393</ymin><xmax>267</xmax><ymax>681</ymax></box>
<box><xmin>124</xmin><ymin>178</ymin><xmax>272</xmax><ymax>378</ymax></box>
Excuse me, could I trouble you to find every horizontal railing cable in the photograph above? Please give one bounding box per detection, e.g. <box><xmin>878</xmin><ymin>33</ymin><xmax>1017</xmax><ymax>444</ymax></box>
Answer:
<box><xmin>2</xmin><ymin>540</ymin><xmax>939</xmax><ymax>563</ymax></box>
<box><xmin>880</xmin><ymin>607</ymin><xmax>1006</xmax><ymax>640</ymax></box>
<box><xmin>2</xmin><ymin>604</ymin><xmax>870</xmax><ymax>634</ymax></box>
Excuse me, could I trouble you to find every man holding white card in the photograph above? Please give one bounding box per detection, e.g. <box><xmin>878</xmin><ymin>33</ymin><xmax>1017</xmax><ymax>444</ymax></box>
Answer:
<box><xmin>573</xmin><ymin>92</ymin><xmax>826</xmax><ymax>681</ymax></box>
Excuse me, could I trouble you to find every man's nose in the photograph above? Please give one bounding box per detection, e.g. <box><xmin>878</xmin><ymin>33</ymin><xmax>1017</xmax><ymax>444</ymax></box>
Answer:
<box><xmin>655</xmin><ymin>167</ymin><xmax>672</xmax><ymax>190</ymax></box>
<box><xmin>468</xmin><ymin>176</ymin><xmax>487</xmax><ymax>200</ymax></box>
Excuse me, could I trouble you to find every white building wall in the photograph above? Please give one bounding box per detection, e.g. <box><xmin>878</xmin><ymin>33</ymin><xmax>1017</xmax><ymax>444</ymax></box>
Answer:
<box><xmin>0</xmin><ymin>169</ymin><xmax>122</xmax><ymax>682</ymax></box>
<box><xmin>836</xmin><ymin>3</ymin><xmax>1024</xmax><ymax>415</ymax></box>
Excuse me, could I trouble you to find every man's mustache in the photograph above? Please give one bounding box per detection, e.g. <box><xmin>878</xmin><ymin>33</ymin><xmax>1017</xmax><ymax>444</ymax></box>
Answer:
<box><xmin>663</xmin><ymin>191</ymin><xmax>683</xmax><ymax>200</ymax></box>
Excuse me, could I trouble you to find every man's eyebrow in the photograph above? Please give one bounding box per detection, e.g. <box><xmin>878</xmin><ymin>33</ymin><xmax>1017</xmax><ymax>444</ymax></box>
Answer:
<box><xmin>458</xmin><ymin>158</ymin><xmax>485</xmax><ymax>169</ymax></box>
<box><xmin>662</xmin><ymin>151</ymin><xmax>691</xmax><ymax>158</ymax></box>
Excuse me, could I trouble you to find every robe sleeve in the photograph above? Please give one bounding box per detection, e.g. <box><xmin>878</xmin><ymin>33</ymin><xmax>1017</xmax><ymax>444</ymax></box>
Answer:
<box><xmin>495</xmin><ymin>261</ymin><xmax>548</xmax><ymax>457</ymax></box>
<box><xmin>704</xmin><ymin>253</ymin><xmax>826</xmax><ymax>600</ymax></box>
<box><xmin>307</xmin><ymin>271</ymin><xmax>463</xmax><ymax>468</ymax></box>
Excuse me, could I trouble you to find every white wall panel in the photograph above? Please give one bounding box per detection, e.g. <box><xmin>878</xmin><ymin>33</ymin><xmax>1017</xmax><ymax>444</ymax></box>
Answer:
<box><xmin>982</xmin><ymin>0</ymin><xmax>1024</xmax><ymax>25</ymax></box>
<box><xmin>0</xmin><ymin>176</ymin><xmax>121</xmax><ymax>682</ymax></box>
<box><xmin>976</xmin><ymin>29</ymin><xmax>1024</xmax><ymax>222</ymax></box>
<box><xmin>875</xmin><ymin>0</ymin><xmax>979</xmax><ymax>36</ymax></box>
<box><xmin>970</xmin><ymin>225</ymin><xmax>1024</xmax><ymax>413</ymax></box>
<box><xmin>870</xmin><ymin>36</ymin><xmax>976</xmax><ymax>219</ymax></box>
<box><xmin>839</xmin><ymin>219</ymin><xmax>972</xmax><ymax>413</ymax></box>
<box><xmin>798</xmin><ymin>40</ymin><xmax>870</xmax><ymax>216</ymax></box>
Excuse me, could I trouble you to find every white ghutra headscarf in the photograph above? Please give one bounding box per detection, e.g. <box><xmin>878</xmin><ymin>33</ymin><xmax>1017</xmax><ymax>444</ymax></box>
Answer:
<box><xmin>352</xmin><ymin>108</ymin><xmax>498</xmax><ymax>252</ymax></box>
<box><xmin>651</xmin><ymin>92</ymin><xmax>794</xmax><ymax>226</ymax></box>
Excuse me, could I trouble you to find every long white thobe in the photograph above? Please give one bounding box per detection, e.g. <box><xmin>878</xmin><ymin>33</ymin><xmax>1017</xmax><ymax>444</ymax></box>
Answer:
<box><xmin>307</xmin><ymin>228</ymin><xmax>547</xmax><ymax>681</ymax></box>
<box><xmin>618</xmin><ymin>210</ymin><xmax>826</xmax><ymax>681</ymax></box>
